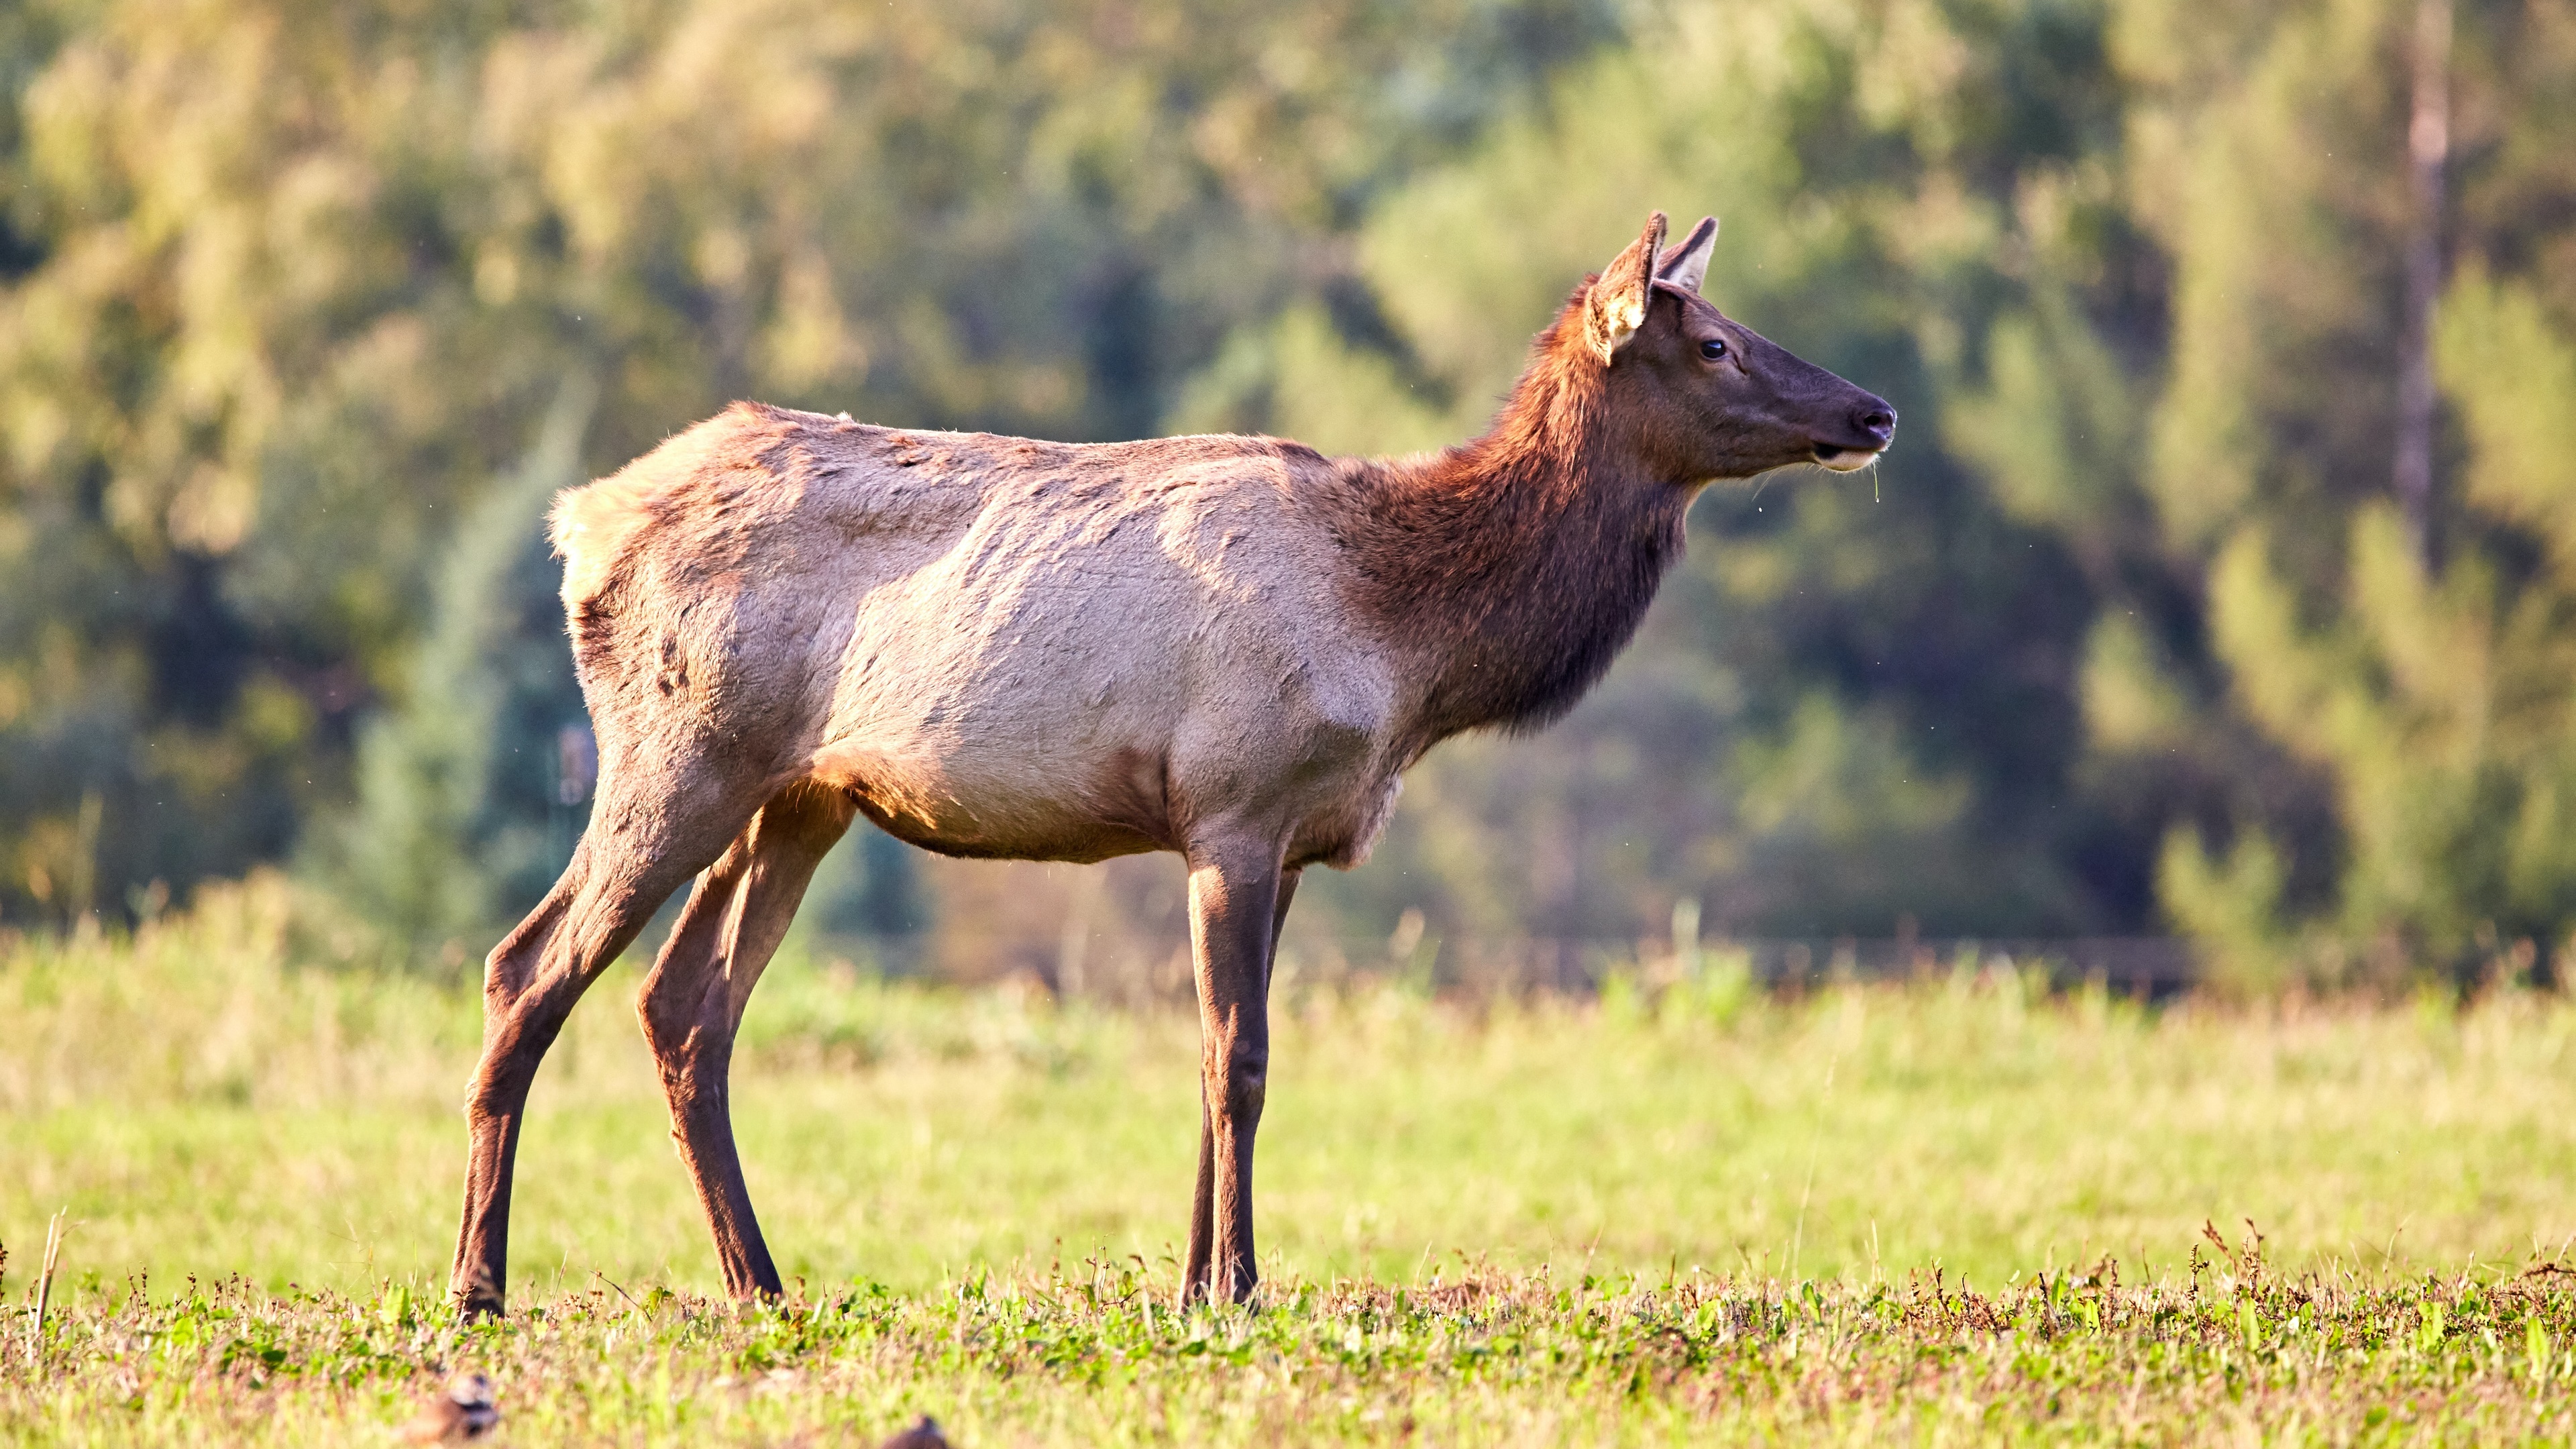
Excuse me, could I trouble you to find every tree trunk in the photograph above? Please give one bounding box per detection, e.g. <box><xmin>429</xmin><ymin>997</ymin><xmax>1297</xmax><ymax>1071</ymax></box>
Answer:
<box><xmin>2393</xmin><ymin>0</ymin><xmax>2452</xmax><ymax>563</ymax></box>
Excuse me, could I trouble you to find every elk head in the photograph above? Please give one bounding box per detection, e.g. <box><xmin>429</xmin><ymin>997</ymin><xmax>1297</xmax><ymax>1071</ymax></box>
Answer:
<box><xmin>1584</xmin><ymin>211</ymin><xmax>1896</xmax><ymax>481</ymax></box>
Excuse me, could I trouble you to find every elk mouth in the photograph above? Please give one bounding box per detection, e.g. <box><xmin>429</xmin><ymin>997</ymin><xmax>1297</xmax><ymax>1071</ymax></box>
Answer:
<box><xmin>1810</xmin><ymin>444</ymin><xmax>1882</xmax><ymax>472</ymax></box>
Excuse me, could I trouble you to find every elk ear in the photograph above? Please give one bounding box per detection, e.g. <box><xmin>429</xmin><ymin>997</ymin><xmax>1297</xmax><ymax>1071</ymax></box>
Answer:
<box><xmin>1656</xmin><ymin>215</ymin><xmax>1717</xmax><ymax>293</ymax></box>
<box><xmin>1584</xmin><ymin>210</ymin><xmax>1667</xmax><ymax>364</ymax></box>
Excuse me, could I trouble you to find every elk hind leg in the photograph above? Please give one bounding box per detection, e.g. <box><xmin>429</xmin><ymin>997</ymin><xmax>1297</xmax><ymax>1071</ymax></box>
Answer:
<box><xmin>450</xmin><ymin>753</ymin><xmax>770</xmax><ymax>1317</ymax></box>
<box><xmin>637</xmin><ymin>781</ymin><xmax>855</xmax><ymax>1301</ymax></box>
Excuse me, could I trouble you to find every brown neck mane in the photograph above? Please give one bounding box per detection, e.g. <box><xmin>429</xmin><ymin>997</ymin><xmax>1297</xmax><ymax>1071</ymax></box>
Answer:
<box><xmin>1332</xmin><ymin>304</ymin><xmax>1694</xmax><ymax>750</ymax></box>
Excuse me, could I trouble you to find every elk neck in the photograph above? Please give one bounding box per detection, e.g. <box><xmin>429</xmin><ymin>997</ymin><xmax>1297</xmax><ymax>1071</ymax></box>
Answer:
<box><xmin>1332</xmin><ymin>319</ymin><xmax>1695</xmax><ymax>752</ymax></box>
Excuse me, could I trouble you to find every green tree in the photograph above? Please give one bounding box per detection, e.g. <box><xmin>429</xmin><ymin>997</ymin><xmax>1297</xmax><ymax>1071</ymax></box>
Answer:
<box><xmin>13</xmin><ymin>0</ymin><xmax>2576</xmax><ymax>981</ymax></box>
<box><xmin>2131</xmin><ymin>0</ymin><xmax>2576</xmax><ymax>979</ymax></box>
<box><xmin>2163</xmin><ymin>266</ymin><xmax>2576</xmax><ymax>982</ymax></box>
<box><xmin>323</xmin><ymin>378</ymin><xmax>594</xmax><ymax>958</ymax></box>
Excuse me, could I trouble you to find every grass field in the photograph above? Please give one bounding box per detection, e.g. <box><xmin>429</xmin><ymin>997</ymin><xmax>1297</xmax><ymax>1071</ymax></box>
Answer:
<box><xmin>7</xmin><ymin>877</ymin><xmax>2576</xmax><ymax>1442</ymax></box>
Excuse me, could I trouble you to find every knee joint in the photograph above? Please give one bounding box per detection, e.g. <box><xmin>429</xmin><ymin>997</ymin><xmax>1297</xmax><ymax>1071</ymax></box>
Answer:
<box><xmin>634</xmin><ymin>989</ymin><xmax>692</xmax><ymax>1058</ymax></box>
<box><xmin>1216</xmin><ymin>1042</ymin><xmax>1268</xmax><ymax>1116</ymax></box>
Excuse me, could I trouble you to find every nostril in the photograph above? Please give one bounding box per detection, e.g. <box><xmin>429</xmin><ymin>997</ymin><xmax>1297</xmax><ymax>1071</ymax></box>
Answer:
<box><xmin>1858</xmin><ymin>406</ymin><xmax>1896</xmax><ymax>438</ymax></box>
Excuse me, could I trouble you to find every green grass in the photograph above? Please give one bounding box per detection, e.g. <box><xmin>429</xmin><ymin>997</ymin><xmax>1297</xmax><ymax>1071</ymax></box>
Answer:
<box><xmin>7</xmin><ymin>875</ymin><xmax>2576</xmax><ymax>1442</ymax></box>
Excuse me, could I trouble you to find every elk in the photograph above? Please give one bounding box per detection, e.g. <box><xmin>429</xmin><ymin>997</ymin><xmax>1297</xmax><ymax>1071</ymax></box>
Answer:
<box><xmin>447</xmin><ymin>210</ymin><xmax>1895</xmax><ymax>1316</ymax></box>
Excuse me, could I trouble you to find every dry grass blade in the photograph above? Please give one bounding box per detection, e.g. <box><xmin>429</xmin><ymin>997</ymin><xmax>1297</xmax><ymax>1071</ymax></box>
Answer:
<box><xmin>23</xmin><ymin>1209</ymin><xmax>64</xmax><ymax>1369</ymax></box>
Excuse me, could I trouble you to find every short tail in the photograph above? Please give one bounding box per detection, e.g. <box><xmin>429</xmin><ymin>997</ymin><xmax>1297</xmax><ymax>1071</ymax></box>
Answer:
<box><xmin>550</xmin><ymin>474</ymin><xmax>656</xmax><ymax>607</ymax></box>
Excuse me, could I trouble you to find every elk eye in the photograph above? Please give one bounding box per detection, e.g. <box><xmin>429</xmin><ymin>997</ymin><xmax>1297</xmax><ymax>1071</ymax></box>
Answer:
<box><xmin>1699</xmin><ymin>338</ymin><xmax>1728</xmax><ymax>361</ymax></box>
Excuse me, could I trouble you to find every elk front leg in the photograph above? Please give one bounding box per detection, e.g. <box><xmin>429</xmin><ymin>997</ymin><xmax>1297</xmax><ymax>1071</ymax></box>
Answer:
<box><xmin>1182</xmin><ymin>851</ymin><xmax>1294</xmax><ymax>1305</ymax></box>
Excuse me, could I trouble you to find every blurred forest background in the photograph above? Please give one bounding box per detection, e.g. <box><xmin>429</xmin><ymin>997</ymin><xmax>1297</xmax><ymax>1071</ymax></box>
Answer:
<box><xmin>1</xmin><ymin>0</ymin><xmax>2572</xmax><ymax>989</ymax></box>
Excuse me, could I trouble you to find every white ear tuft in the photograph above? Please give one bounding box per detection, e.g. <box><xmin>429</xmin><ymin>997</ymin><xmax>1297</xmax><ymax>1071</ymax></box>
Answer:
<box><xmin>1656</xmin><ymin>216</ymin><xmax>1718</xmax><ymax>294</ymax></box>
<box><xmin>1586</xmin><ymin>211</ymin><xmax>1668</xmax><ymax>364</ymax></box>
<box><xmin>1594</xmin><ymin>288</ymin><xmax>1648</xmax><ymax>364</ymax></box>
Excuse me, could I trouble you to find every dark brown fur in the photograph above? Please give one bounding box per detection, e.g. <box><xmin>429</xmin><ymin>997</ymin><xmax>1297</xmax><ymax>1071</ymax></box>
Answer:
<box><xmin>1330</xmin><ymin>245</ymin><xmax>1890</xmax><ymax>752</ymax></box>
<box><xmin>1329</xmin><ymin>290</ymin><xmax>1692</xmax><ymax>749</ymax></box>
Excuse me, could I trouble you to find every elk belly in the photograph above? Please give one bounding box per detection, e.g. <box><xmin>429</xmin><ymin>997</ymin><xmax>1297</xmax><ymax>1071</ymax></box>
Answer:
<box><xmin>808</xmin><ymin>737</ymin><xmax>1176</xmax><ymax>863</ymax></box>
